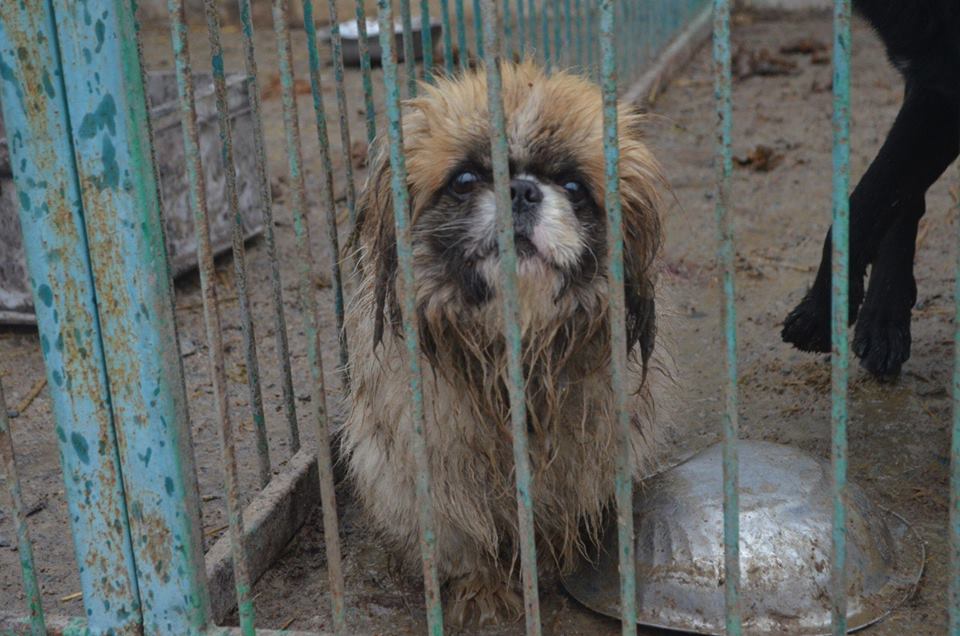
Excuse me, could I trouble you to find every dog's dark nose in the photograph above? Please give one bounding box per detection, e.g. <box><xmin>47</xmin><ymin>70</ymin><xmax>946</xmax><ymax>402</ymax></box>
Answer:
<box><xmin>510</xmin><ymin>179</ymin><xmax>542</xmax><ymax>237</ymax></box>
<box><xmin>510</xmin><ymin>179</ymin><xmax>543</xmax><ymax>207</ymax></box>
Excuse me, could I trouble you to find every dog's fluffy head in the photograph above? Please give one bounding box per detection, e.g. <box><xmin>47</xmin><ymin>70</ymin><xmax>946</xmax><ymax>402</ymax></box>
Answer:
<box><xmin>350</xmin><ymin>61</ymin><xmax>663</xmax><ymax>374</ymax></box>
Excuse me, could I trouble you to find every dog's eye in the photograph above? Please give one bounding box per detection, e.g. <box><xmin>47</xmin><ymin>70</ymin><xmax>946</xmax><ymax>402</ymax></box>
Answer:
<box><xmin>562</xmin><ymin>180</ymin><xmax>587</xmax><ymax>204</ymax></box>
<box><xmin>449</xmin><ymin>171</ymin><xmax>481</xmax><ymax>197</ymax></box>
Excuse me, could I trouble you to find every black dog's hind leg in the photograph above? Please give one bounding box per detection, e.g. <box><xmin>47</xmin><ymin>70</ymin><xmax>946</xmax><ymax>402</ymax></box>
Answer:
<box><xmin>781</xmin><ymin>83</ymin><xmax>959</xmax><ymax>366</ymax></box>
<box><xmin>852</xmin><ymin>206</ymin><xmax>921</xmax><ymax>379</ymax></box>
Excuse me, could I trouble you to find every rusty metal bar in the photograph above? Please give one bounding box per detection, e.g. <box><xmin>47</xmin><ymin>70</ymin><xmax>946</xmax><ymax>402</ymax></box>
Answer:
<box><xmin>420</xmin><ymin>0</ymin><xmax>436</xmax><ymax>82</ymax></box>
<box><xmin>354</xmin><ymin>2</ymin><xmax>378</xmax><ymax>144</ymax></box>
<box><xmin>599</xmin><ymin>0</ymin><xmax>638</xmax><ymax>633</ymax></box>
<box><xmin>480</xmin><ymin>1</ymin><xmax>543</xmax><ymax>633</ymax></box>
<box><xmin>0</xmin><ymin>379</ymin><xmax>46</xmax><ymax>634</ymax></box>
<box><xmin>271</xmin><ymin>0</ymin><xmax>348</xmax><ymax>632</ymax></box>
<box><xmin>302</xmin><ymin>0</ymin><xmax>351</xmax><ymax>390</ymax></box>
<box><xmin>324</xmin><ymin>0</ymin><xmax>361</xmax><ymax>227</ymax></box>
<box><xmin>198</xmin><ymin>0</ymin><xmax>273</xmax><ymax>490</ymax></box>
<box><xmin>400</xmin><ymin>0</ymin><xmax>418</xmax><ymax>96</ymax></box>
<box><xmin>711</xmin><ymin>0</ymin><xmax>743</xmax><ymax>633</ymax></box>
<box><xmin>48</xmin><ymin>0</ymin><xmax>214</xmax><ymax>631</ymax></box>
<box><xmin>375</xmin><ymin>0</ymin><xmax>445</xmax><ymax>632</ymax></box>
<box><xmin>234</xmin><ymin>0</ymin><xmax>303</xmax><ymax>454</ymax></box>
<box><xmin>0</xmin><ymin>2</ymin><xmax>144</xmax><ymax>632</ymax></box>
<box><xmin>166</xmin><ymin>1</ymin><xmax>258</xmax><ymax>632</ymax></box>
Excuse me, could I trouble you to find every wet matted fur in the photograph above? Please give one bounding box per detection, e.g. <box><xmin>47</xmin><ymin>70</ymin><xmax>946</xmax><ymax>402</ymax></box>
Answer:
<box><xmin>340</xmin><ymin>61</ymin><xmax>674</xmax><ymax>626</ymax></box>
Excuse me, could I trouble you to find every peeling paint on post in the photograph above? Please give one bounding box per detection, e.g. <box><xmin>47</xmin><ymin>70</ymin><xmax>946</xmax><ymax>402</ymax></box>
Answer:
<box><xmin>0</xmin><ymin>2</ymin><xmax>142</xmax><ymax>632</ymax></box>
<box><xmin>47</xmin><ymin>0</ymin><xmax>211</xmax><ymax>631</ymax></box>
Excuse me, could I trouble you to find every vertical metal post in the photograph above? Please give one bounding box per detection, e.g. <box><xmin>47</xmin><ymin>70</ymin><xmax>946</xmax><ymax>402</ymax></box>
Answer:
<box><xmin>711</xmin><ymin>1</ymin><xmax>743</xmax><ymax>634</ymax></box>
<box><xmin>0</xmin><ymin>2</ymin><xmax>144</xmax><ymax>633</ymax></box>
<box><xmin>480</xmin><ymin>2</ymin><xmax>543</xmax><ymax>634</ymax></box>
<box><xmin>599</xmin><ymin>2</ymin><xmax>637</xmax><ymax>634</ymax></box>
<box><xmin>0</xmin><ymin>381</ymin><xmax>46</xmax><ymax>635</ymax></box>
<box><xmin>354</xmin><ymin>1</ymin><xmax>379</xmax><ymax>143</ymax></box>
<box><xmin>376</xmin><ymin>1</ymin><xmax>445</xmax><ymax>633</ymax></box>
<box><xmin>516</xmin><ymin>0</ymin><xmax>527</xmax><ymax>58</ymax></box>
<box><xmin>456</xmin><ymin>0</ymin><xmax>469</xmax><ymax>70</ymax></box>
<box><xmin>421</xmin><ymin>0</ymin><xmax>436</xmax><ymax>81</ymax></box>
<box><xmin>541</xmin><ymin>0</ymin><xmax>551</xmax><ymax>70</ymax></box>
<box><xmin>200</xmin><ymin>0</ymin><xmax>273</xmax><ymax>490</ymax></box>
<box><xmin>830</xmin><ymin>1</ymin><xmax>852</xmax><ymax>633</ymax></box>
<box><xmin>302</xmin><ymin>0</ymin><xmax>351</xmax><ymax>387</ymax></box>
<box><xmin>324</xmin><ymin>0</ymin><xmax>360</xmax><ymax>229</ymax></box>
<box><xmin>440</xmin><ymin>0</ymin><xmax>456</xmax><ymax>73</ymax></box>
<box><xmin>52</xmin><ymin>0</ymin><xmax>216</xmax><ymax>630</ymax></box>
<box><xmin>271</xmin><ymin>0</ymin><xmax>347</xmax><ymax>632</ymax></box>
<box><xmin>234</xmin><ymin>0</ymin><xmax>303</xmax><ymax>455</ymax></box>
<box><xmin>400</xmin><ymin>0</ymin><xmax>418</xmax><ymax>97</ymax></box>
<box><xmin>473</xmin><ymin>0</ymin><xmax>485</xmax><ymax>60</ymax></box>
<box><xmin>166</xmin><ymin>1</ymin><xmax>258</xmax><ymax>632</ymax></box>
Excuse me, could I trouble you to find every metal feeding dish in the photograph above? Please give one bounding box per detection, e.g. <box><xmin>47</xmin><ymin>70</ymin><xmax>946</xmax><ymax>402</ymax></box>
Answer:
<box><xmin>562</xmin><ymin>440</ymin><xmax>923</xmax><ymax>635</ymax></box>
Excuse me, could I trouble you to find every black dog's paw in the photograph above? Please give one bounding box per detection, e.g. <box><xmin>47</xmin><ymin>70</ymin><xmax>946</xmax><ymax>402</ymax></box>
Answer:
<box><xmin>852</xmin><ymin>310</ymin><xmax>911</xmax><ymax>380</ymax></box>
<box><xmin>782</xmin><ymin>293</ymin><xmax>832</xmax><ymax>353</ymax></box>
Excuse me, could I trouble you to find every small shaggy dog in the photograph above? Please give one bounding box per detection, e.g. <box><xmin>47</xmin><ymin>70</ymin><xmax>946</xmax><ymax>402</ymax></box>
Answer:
<box><xmin>341</xmin><ymin>61</ymin><xmax>671</xmax><ymax>625</ymax></box>
<box><xmin>782</xmin><ymin>0</ymin><xmax>960</xmax><ymax>378</ymax></box>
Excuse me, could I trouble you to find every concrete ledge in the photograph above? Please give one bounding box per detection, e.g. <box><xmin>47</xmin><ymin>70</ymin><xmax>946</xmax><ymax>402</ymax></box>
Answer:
<box><xmin>204</xmin><ymin>447</ymin><xmax>320</xmax><ymax>624</ymax></box>
<box><xmin>623</xmin><ymin>5</ymin><xmax>713</xmax><ymax>108</ymax></box>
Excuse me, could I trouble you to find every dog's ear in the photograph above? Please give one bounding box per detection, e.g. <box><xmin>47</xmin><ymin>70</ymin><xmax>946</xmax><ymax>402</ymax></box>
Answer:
<box><xmin>616</xmin><ymin>108</ymin><xmax>663</xmax><ymax>374</ymax></box>
<box><xmin>348</xmin><ymin>140</ymin><xmax>403</xmax><ymax>349</ymax></box>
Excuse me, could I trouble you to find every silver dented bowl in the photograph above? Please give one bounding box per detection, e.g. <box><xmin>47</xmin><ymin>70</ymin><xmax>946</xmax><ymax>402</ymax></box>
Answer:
<box><xmin>562</xmin><ymin>440</ymin><xmax>923</xmax><ymax>634</ymax></box>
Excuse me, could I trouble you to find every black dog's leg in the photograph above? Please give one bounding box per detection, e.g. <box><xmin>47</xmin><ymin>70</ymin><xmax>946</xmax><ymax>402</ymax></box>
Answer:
<box><xmin>782</xmin><ymin>83</ymin><xmax>959</xmax><ymax>359</ymax></box>
<box><xmin>852</xmin><ymin>205</ymin><xmax>922</xmax><ymax>379</ymax></box>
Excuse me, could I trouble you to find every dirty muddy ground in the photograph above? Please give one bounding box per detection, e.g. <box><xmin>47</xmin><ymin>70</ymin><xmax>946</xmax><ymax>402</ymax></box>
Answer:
<box><xmin>0</xmin><ymin>8</ymin><xmax>954</xmax><ymax>636</ymax></box>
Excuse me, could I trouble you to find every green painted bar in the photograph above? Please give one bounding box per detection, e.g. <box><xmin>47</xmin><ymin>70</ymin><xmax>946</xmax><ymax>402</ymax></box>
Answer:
<box><xmin>400</xmin><ymin>0</ymin><xmax>418</xmax><ymax>96</ymax></box>
<box><xmin>598</xmin><ymin>1</ymin><xmax>638</xmax><ymax>634</ymax></box>
<box><xmin>235</xmin><ymin>0</ymin><xmax>304</xmax><ymax>455</ymax></box>
<box><xmin>50</xmin><ymin>0</ymin><xmax>213</xmax><ymax>629</ymax></box>
<box><xmin>830</xmin><ymin>1</ymin><xmax>852</xmax><ymax>634</ymax></box>
<box><xmin>302</xmin><ymin>0</ymin><xmax>351</xmax><ymax>389</ymax></box>
<box><xmin>516</xmin><ymin>0</ymin><xmax>527</xmax><ymax>58</ymax></box>
<box><xmin>421</xmin><ymin>0</ymin><xmax>436</xmax><ymax>82</ymax></box>
<box><xmin>353</xmin><ymin>0</ymin><xmax>379</xmax><ymax>143</ymax></box>
<box><xmin>324</xmin><ymin>0</ymin><xmax>361</xmax><ymax>229</ymax></box>
<box><xmin>165</xmin><ymin>2</ymin><xmax>258</xmax><ymax>631</ymax></box>
<box><xmin>0</xmin><ymin>2</ymin><xmax>143</xmax><ymax>631</ymax></box>
<box><xmin>440</xmin><ymin>0</ymin><xmax>456</xmax><ymax>72</ymax></box>
<box><xmin>375</xmin><ymin>1</ymin><xmax>445</xmax><ymax>632</ymax></box>
<box><xmin>711</xmin><ymin>1</ymin><xmax>743</xmax><ymax>634</ymax></box>
<box><xmin>0</xmin><ymin>379</ymin><xmax>46</xmax><ymax>634</ymax></box>
<box><xmin>455</xmin><ymin>0</ymin><xmax>469</xmax><ymax>70</ymax></box>
<box><xmin>200</xmin><ymin>0</ymin><xmax>273</xmax><ymax>490</ymax></box>
<box><xmin>479</xmin><ymin>1</ymin><xmax>543</xmax><ymax>633</ymax></box>
<box><xmin>541</xmin><ymin>0</ymin><xmax>551</xmax><ymax>70</ymax></box>
<box><xmin>473</xmin><ymin>0</ymin><xmax>485</xmax><ymax>60</ymax></box>
<box><xmin>271</xmin><ymin>0</ymin><xmax>348</xmax><ymax>631</ymax></box>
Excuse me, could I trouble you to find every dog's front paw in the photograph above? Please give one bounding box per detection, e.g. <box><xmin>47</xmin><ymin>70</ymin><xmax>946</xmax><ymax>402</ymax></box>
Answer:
<box><xmin>782</xmin><ymin>292</ymin><xmax>832</xmax><ymax>353</ymax></box>
<box><xmin>446</xmin><ymin>572</ymin><xmax>522</xmax><ymax>630</ymax></box>
<box><xmin>852</xmin><ymin>308</ymin><xmax>911</xmax><ymax>380</ymax></box>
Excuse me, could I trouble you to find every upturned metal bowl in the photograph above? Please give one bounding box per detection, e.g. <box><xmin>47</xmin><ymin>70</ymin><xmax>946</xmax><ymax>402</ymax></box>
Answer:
<box><xmin>562</xmin><ymin>440</ymin><xmax>923</xmax><ymax>634</ymax></box>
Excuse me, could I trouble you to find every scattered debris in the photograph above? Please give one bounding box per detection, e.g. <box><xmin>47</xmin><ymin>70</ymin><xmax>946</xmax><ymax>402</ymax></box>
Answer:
<box><xmin>25</xmin><ymin>499</ymin><xmax>46</xmax><ymax>518</ymax></box>
<box><xmin>11</xmin><ymin>376</ymin><xmax>47</xmax><ymax>419</ymax></box>
<box><xmin>779</xmin><ymin>37</ymin><xmax>827</xmax><ymax>56</ymax></box>
<box><xmin>260</xmin><ymin>74</ymin><xmax>313</xmax><ymax>102</ymax></box>
<box><xmin>734</xmin><ymin>145</ymin><xmax>784</xmax><ymax>172</ymax></box>
<box><xmin>811</xmin><ymin>51</ymin><xmax>831</xmax><ymax>65</ymax></box>
<box><xmin>733</xmin><ymin>47</ymin><xmax>799</xmax><ymax>81</ymax></box>
<box><xmin>179</xmin><ymin>337</ymin><xmax>201</xmax><ymax>358</ymax></box>
<box><xmin>205</xmin><ymin>524</ymin><xmax>230</xmax><ymax>538</ymax></box>
<box><xmin>811</xmin><ymin>78</ymin><xmax>833</xmax><ymax>93</ymax></box>
<box><xmin>60</xmin><ymin>592</ymin><xmax>83</xmax><ymax>603</ymax></box>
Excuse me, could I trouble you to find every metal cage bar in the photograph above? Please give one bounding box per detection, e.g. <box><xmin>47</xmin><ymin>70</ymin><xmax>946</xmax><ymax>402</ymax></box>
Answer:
<box><xmin>49</xmin><ymin>0</ymin><xmax>213</xmax><ymax>630</ymax></box>
<box><xmin>0</xmin><ymin>2</ymin><xmax>144</xmax><ymax>632</ymax></box>
<box><xmin>0</xmin><ymin>380</ymin><xmax>46</xmax><ymax>634</ymax></box>
<box><xmin>830</xmin><ymin>1</ymin><xmax>852</xmax><ymax>633</ymax></box>
<box><xmin>711</xmin><ymin>1</ymin><xmax>742</xmax><ymax>634</ymax></box>
<box><xmin>271</xmin><ymin>0</ymin><xmax>348</xmax><ymax>632</ymax></box>
<box><xmin>165</xmin><ymin>0</ymin><xmax>259</xmax><ymax>632</ymax></box>
<box><xmin>375</xmin><ymin>0</ymin><xmax>446</xmax><ymax>632</ymax></box>
<box><xmin>599</xmin><ymin>2</ymin><xmax>637</xmax><ymax>634</ymax></box>
<box><xmin>480</xmin><ymin>1</ymin><xmax>543</xmax><ymax>634</ymax></box>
